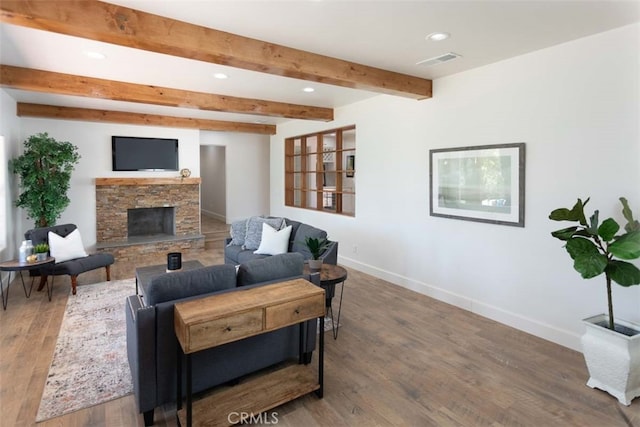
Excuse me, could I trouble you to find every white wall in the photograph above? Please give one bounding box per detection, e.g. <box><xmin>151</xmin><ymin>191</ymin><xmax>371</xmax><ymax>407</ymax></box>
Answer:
<box><xmin>200</xmin><ymin>145</ymin><xmax>226</xmax><ymax>221</ymax></box>
<box><xmin>17</xmin><ymin>119</ymin><xmax>201</xmax><ymax>248</ymax></box>
<box><xmin>200</xmin><ymin>131</ymin><xmax>270</xmax><ymax>223</ymax></box>
<box><xmin>271</xmin><ymin>24</ymin><xmax>640</xmax><ymax>351</ymax></box>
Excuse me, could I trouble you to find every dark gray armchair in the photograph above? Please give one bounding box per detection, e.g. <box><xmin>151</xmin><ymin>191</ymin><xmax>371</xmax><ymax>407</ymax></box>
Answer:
<box><xmin>25</xmin><ymin>224</ymin><xmax>115</xmax><ymax>295</ymax></box>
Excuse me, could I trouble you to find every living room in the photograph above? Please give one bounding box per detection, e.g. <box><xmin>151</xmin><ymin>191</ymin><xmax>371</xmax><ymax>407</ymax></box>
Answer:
<box><xmin>1</xmin><ymin>1</ymin><xmax>639</xmax><ymax>426</ymax></box>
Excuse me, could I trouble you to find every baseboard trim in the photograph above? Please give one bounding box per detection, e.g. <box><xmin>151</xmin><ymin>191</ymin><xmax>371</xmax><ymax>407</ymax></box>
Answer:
<box><xmin>201</xmin><ymin>210</ymin><xmax>226</xmax><ymax>223</ymax></box>
<box><xmin>338</xmin><ymin>255</ymin><xmax>582</xmax><ymax>352</ymax></box>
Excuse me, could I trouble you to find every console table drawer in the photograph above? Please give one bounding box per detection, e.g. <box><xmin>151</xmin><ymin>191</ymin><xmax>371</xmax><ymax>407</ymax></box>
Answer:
<box><xmin>265</xmin><ymin>295</ymin><xmax>325</xmax><ymax>330</ymax></box>
<box><xmin>186</xmin><ymin>309</ymin><xmax>263</xmax><ymax>351</ymax></box>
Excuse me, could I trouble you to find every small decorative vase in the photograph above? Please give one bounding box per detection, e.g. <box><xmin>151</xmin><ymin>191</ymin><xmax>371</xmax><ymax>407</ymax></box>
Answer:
<box><xmin>308</xmin><ymin>259</ymin><xmax>323</xmax><ymax>271</ymax></box>
<box><xmin>36</xmin><ymin>252</ymin><xmax>48</xmax><ymax>262</ymax></box>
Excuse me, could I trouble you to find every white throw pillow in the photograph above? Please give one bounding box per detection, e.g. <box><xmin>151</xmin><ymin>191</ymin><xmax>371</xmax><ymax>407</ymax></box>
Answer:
<box><xmin>48</xmin><ymin>229</ymin><xmax>88</xmax><ymax>263</ymax></box>
<box><xmin>253</xmin><ymin>223</ymin><xmax>292</xmax><ymax>256</ymax></box>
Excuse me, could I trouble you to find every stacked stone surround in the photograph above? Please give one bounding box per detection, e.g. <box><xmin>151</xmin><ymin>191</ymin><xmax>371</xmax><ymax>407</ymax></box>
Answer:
<box><xmin>95</xmin><ymin>178</ymin><xmax>204</xmax><ymax>262</ymax></box>
<box><xmin>101</xmin><ymin>238</ymin><xmax>204</xmax><ymax>264</ymax></box>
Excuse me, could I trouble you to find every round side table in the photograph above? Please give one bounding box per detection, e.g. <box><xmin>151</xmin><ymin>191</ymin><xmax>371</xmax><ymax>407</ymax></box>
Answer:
<box><xmin>0</xmin><ymin>257</ymin><xmax>55</xmax><ymax>309</ymax></box>
<box><xmin>303</xmin><ymin>263</ymin><xmax>347</xmax><ymax>339</ymax></box>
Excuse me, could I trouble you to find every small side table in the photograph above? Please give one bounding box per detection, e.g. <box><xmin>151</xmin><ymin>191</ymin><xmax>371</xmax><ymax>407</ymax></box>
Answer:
<box><xmin>304</xmin><ymin>263</ymin><xmax>348</xmax><ymax>339</ymax></box>
<box><xmin>0</xmin><ymin>257</ymin><xmax>55</xmax><ymax>310</ymax></box>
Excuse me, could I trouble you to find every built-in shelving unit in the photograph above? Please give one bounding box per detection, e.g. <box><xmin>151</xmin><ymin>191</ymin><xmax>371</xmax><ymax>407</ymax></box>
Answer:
<box><xmin>285</xmin><ymin>125</ymin><xmax>356</xmax><ymax>216</ymax></box>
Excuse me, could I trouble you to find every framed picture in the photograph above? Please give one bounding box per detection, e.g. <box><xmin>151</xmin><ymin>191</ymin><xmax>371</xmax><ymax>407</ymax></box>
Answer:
<box><xmin>346</xmin><ymin>155</ymin><xmax>355</xmax><ymax>177</ymax></box>
<box><xmin>429</xmin><ymin>143</ymin><xmax>525</xmax><ymax>227</ymax></box>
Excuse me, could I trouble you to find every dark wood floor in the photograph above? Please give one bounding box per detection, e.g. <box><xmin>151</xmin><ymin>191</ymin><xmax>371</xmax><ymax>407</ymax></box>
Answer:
<box><xmin>0</xmin><ymin>217</ymin><xmax>638</xmax><ymax>426</ymax></box>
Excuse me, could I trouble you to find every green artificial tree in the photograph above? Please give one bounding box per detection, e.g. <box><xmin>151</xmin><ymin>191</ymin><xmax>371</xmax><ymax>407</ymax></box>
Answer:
<box><xmin>9</xmin><ymin>132</ymin><xmax>80</xmax><ymax>227</ymax></box>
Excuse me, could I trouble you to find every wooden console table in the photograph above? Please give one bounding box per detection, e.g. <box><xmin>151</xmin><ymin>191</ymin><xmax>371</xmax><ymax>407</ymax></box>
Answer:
<box><xmin>174</xmin><ymin>279</ymin><xmax>326</xmax><ymax>427</ymax></box>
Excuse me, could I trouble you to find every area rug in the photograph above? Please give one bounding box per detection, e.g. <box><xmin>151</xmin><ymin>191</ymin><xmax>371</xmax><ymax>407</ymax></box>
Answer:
<box><xmin>36</xmin><ymin>278</ymin><xmax>135</xmax><ymax>422</ymax></box>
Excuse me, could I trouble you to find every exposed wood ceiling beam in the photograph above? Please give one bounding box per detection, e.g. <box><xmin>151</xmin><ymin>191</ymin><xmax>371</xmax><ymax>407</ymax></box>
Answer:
<box><xmin>0</xmin><ymin>0</ymin><xmax>432</xmax><ymax>100</ymax></box>
<box><xmin>16</xmin><ymin>103</ymin><xmax>276</xmax><ymax>135</ymax></box>
<box><xmin>0</xmin><ymin>65</ymin><xmax>333</xmax><ymax>121</ymax></box>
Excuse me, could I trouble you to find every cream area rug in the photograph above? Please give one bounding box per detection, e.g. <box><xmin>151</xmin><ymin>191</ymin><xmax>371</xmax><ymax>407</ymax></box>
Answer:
<box><xmin>36</xmin><ymin>278</ymin><xmax>135</xmax><ymax>422</ymax></box>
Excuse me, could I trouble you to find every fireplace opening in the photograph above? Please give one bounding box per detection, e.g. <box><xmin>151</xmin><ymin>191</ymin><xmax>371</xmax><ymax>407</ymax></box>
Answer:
<box><xmin>127</xmin><ymin>207</ymin><xmax>176</xmax><ymax>238</ymax></box>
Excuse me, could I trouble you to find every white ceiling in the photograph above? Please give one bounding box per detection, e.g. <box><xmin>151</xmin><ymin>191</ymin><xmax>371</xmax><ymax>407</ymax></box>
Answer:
<box><xmin>1</xmin><ymin>0</ymin><xmax>639</xmax><ymax>126</ymax></box>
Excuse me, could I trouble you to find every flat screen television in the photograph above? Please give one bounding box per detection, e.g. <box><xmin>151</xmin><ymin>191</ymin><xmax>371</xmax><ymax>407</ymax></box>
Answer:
<box><xmin>112</xmin><ymin>136</ymin><xmax>179</xmax><ymax>171</ymax></box>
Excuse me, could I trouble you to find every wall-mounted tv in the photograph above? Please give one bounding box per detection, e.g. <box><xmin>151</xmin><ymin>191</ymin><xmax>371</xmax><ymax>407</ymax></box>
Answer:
<box><xmin>112</xmin><ymin>136</ymin><xmax>179</xmax><ymax>171</ymax></box>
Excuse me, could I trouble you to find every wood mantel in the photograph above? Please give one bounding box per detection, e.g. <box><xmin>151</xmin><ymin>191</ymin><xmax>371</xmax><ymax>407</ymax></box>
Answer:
<box><xmin>95</xmin><ymin>177</ymin><xmax>201</xmax><ymax>186</ymax></box>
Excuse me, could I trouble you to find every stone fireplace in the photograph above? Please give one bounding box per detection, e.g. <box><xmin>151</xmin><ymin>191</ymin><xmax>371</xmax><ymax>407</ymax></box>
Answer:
<box><xmin>95</xmin><ymin>178</ymin><xmax>204</xmax><ymax>262</ymax></box>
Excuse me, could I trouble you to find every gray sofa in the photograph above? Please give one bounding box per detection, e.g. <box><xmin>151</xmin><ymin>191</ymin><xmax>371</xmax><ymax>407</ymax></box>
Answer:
<box><xmin>224</xmin><ymin>216</ymin><xmax>338</xmax><ymax>266</ymax></box>
<box><xmin>125</xmin><ymin>253</ymin><xmax>319</xmax><ymax>426</ymax></box>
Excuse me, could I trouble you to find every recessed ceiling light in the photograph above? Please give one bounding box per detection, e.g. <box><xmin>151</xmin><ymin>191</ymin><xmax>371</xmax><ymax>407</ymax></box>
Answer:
<box><xmin>83</xmin><ymin>50</ymin><xmax>106</xmax><ymax>60</ymax></box>
<box><xmin>426</xmin><ymin>32</ymin><xmax>450</xmax><ymax>41</ymax></box>
<box><xmin>303</xmin><ymin>87</ymin><xmax>315</xmax><ymax>93</ymax></box>
<box><xmin>213</xmin><ymin>73</ymin><xmax>228</xmax><ymax>79</ymax></box>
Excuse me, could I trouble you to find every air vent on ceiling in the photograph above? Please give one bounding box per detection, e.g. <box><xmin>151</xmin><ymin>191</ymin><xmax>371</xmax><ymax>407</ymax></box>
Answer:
<box><xmin>416</xmin><ymin>52</ymin><xmax>462</xmax><ymax>67</ymax></box>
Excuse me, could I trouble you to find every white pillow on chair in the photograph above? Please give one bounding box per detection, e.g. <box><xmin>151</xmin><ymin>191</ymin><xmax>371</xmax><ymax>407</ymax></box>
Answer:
<box><xmin>253</xmin><ymin>223</ymin><xmax>292</xmax><ymax>256</ymax></box>
<box><xmin>48</xmin><ymin>229</ymin><xmax>88</xmax><ymax>263</ymax></box>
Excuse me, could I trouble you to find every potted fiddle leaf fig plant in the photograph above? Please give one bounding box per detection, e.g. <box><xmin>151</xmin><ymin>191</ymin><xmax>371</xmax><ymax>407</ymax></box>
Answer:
<box><xmin>549</xmin><ymin>197</ymin><xmax>640</xmax><ymax>405</ymax></box>
<box><xmin>304</xmin><ymin>236</ymin><xmax>330</xmax><ymax>270</ymax></box>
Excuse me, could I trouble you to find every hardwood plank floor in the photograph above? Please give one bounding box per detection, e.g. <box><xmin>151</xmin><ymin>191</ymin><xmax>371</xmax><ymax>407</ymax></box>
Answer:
<box><xmin>0</xmin><ymin>218</ymin><xmax>637</xmax><ymax>426</ymax></box>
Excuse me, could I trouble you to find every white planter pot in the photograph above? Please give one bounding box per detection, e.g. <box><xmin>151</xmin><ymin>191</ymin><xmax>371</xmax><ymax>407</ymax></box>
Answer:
<box><xmin>307</xmin><ymin>259</ymin><xmax>323</xmax><ymax>271</ymax></box>
<box><xmin>581</xmin><ymin>314</ymin><xmax>640</xmax><ymax>405</ymax></box>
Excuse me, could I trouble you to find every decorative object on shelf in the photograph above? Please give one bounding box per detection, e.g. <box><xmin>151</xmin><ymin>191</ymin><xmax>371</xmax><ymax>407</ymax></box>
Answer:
<box><xmin>9</xmin><ymin>132</ymin><xmax>80</xmax><ymax>227</ymax></box>
<box><xmin>34</xmin><ymin>243</ymin><xmax>49</xmax><ymax>261</ymax></box>
<box><xmin>549</xmin><ymin>197</ymin><xmax>640</xmax><ymax>405</ymax></box>
<box><xmin>322</xmin><ymin>145</ymin><xmax>335</xmax><ymax>162</ymax></box>
<box><xmin>346</xmin><ymin>155</ymin><xmax>355</xmax><ymax>178</ymax></box>
<box><xmin>19</xmin><ymin>239</ymin><xmax>34</xmax><ymax>263</ymax></box>
<box><xmin>304</xmin><ymin>236</ymin><xmax>331</xmax><ymax>270</ymax></box>
<box><xmin>429</xmin><ymin>142</ymin><xmax>525</xmax><ymax>227</ymax></box>
<box><xmin>180</xmin><ymin>168</ymin><xmax>191</xmax><ymax>178</ymax></box>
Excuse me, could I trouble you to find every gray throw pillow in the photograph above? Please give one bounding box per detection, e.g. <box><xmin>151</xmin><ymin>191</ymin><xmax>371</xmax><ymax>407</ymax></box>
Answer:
<box><xmin>228</xmin><ymin>219</ymin><xmax>248</xmax><ymax>246</ymax></box>
<box><xmin>243</xmin><ymin>216</ymin><xmax>285</xmax><ymax>250</ymax></box>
